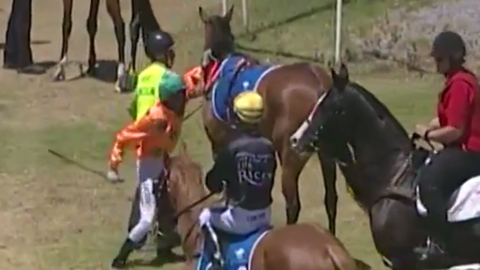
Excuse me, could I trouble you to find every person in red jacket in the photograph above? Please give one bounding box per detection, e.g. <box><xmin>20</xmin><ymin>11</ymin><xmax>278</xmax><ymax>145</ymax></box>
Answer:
<box><xmin>414</xmin><ymin>31</ymin><xmax>480</xmax><ymax>262</ymax></box>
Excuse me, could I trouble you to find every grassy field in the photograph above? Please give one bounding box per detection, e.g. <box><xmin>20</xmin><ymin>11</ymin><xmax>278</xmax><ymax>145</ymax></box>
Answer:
<box><xmin>0</xmin><ymin>0</ymin><xmax>444</xmax><ymax>269</ymax></box>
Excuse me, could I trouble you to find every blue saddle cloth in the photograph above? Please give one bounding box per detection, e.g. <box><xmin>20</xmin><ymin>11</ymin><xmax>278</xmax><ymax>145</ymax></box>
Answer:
<box><xmin>211</xmin><ymin>55</ymin><xmax>273</xmax><ymax>122</ymax></box>
<box><xmin>196</xmin><ymin>228</ymin><xmax>271</xmax><ymax>270</ymax></box>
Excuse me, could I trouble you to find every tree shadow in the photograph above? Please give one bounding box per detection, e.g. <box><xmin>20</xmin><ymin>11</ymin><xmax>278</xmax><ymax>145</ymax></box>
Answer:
<box><xmin>238</xmin><ymin>0</ymin><xmax>351</xmax><ymax>39</ymax></box>
<box><xmin>237</xmin><ymin>43</ymin><xmax>322</xmax><ymax>63</ymax></box>
<box><xmin>0</xmin><ymin>40</ymin><xmax>50</xmax><ymax>50</ymax></box>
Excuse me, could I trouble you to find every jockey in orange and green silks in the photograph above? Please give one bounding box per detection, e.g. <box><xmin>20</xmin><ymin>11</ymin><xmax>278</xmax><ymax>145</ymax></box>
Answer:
<box><xmin>108</xmin><ymin>29</ymin><xmax>186</xmax><ymax>269</ymax></box>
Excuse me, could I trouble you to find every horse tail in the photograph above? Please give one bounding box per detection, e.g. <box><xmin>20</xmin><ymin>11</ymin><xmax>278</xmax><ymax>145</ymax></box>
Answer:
<box><xmin>326</xmin><ymin>245</ymin><xmax>358</xmax><ymax>270</ymax></box>
<box><xmin>137</xmin><ymin>0</ymin><xmax>161</xmax><ymax>33</ymax></box>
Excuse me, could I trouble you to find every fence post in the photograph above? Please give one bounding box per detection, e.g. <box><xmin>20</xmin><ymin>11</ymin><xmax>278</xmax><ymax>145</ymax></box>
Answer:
<box><xmin>241</xmin><ymin>0</ymin><xmax>249</xmax><ymax>34</ymax></box>
<box><xmin>221</xmin><ymin>0</ymin><xmax>227</xmax><ymax>15</ymax></box>
<box><xmin>334</xmin><ymin>0</ymin><xmax>343</xmax><ymax>64</ymax></box>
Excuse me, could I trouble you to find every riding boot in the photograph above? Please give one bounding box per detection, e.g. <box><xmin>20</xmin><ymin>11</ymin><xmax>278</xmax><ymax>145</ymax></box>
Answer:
<box><xmin>415</xmin><ymin>188</ymin><xmax>448</xmax><ymax>262</ymax></box>
<box><xmin>111</xmin><ymin>238</ymin><xmax>136</xmax><ymax>269</ymax></box>
<box><xmin>201</xmin><ymin>225</ymin><xmax>223</xmax><ymax>270</ymax></box>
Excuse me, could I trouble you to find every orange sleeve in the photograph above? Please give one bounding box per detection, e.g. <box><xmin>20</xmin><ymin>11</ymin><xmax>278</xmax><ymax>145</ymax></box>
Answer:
<box><xmin>108</xmin><ymin>116</ymin><xmax>158</xmax><ymax>169</ymax></box>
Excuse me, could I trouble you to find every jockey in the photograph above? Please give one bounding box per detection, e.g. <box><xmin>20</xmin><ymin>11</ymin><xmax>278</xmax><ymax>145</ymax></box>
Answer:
<box><xmin>127</xmin><ymin>29</ymin><xmax>179</xmax><ymax>119</ymax></box>
<box><xmin>198</xmin><ymin>91</ymin><xmax>277</xmax><ymax>270</ymax></box>
<box><xmin>414</xmin><ymin>31</ymin><xmax>480</xmax><ymax>262</ymax></box>
<box><xmin>108</xmin><ymin>84</ymin><xmax>186</xmax><ymax>268</ymax></box>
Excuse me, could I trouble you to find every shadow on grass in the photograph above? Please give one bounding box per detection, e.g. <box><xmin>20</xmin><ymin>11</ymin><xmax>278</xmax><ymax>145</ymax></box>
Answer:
<box><xmin>237</xmin><ymin>1</ymin><xmax>351</xmax><ymax>39</ymax></box>
<box><xmin>88</xmin><ymin>59</ymin><xmax>119</xmax><ymax>84</ymax></box>
<box><xmin>237</xmin><ymin>43</ymin><xmax>323</xmax><ymax>63</ymax></box>
<box><xmin>126</xmin><ymin>252</ymin><xmax>185</xmax><ymax>268</ymax></box>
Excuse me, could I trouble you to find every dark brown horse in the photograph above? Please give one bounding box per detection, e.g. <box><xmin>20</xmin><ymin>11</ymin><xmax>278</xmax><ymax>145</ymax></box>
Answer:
<box><xmin>54</xmin><ymin>0</ymin><xmax>160</xmax><ymax>89</ymax></box>
<box><xmin>196</xmin><ymin>6</ymin><xmax>357</xmax><ymax>232</ymax></box>
<box><xmin>166</xmin><ymin>143</ymin><xmax>363</xmax><ymax>270</ymax></box>
<box><xmin>292</xmin><ymin>64</ymin><xmax>480</xmax><ymax>269</ymax></box>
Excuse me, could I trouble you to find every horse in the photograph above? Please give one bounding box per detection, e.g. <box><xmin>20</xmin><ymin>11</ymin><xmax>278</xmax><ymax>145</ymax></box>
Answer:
<box><xmin>195</xmin><ymin>6</ymin><xmax>357</xmax><ymax>232</ymax></box>
<box><xmin>166</xmin><ymin>143</ymin><xmax>364</xmax><ymax>270</ymax></box>
<box><xmin>290</xmin><ymin>63</ymin><xmax>480</xmax><ymax>270</ymax></box>
<box><xmin>54</xmin><ymin>0</ymin><xmax>160</xmax><ymax>91</ymax></box>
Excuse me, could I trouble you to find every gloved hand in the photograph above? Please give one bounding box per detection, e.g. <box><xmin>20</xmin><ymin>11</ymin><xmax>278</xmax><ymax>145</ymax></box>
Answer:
<box><xmin>106</xmin><ymin>168</ymin><xmax>123</xmax><ymax>183</ymax></box>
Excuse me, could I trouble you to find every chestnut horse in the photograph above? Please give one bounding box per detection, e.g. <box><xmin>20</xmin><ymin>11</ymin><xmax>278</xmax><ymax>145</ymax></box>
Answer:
<box><xmin>196</xmin><ymin>6</ymin><xmax>356</xmax><ymax>230</ymax></box>
<box><xmin>166</xmin><ymin>144</ymin><xmax>362</xmax><ymax>270</ymax></box>
<box><xmin>54</xmin><ymin>0</ymin><xmax>160</xmax><ymax>89</ymax></box>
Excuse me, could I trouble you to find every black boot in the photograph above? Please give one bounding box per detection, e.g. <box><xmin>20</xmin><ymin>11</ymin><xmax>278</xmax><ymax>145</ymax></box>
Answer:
<box><xmin>414</xmin><ymin>213</ymin><xmax>448</xmax><ymax>263</ymax></box>
<box><xmin>111</xmin><ymin>238</ymin><xmax>136</xmax><ymax>269</ymax></box>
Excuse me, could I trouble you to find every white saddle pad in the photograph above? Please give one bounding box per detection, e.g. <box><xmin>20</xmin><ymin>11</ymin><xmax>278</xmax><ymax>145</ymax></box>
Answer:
<box><xmin>416</xmin><ymin>175</ymin><xmax>480</xmax><ymax>222</ymax></box>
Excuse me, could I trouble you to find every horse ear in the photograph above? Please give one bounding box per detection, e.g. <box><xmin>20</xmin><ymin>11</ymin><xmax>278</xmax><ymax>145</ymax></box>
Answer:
<box><xmin>338</xmin><ymin>62</ymin><xmax>349</xmax><ymax>81</ymax></box>
<box><xmin>224</xmin><ymin>5</ymin><xmax>234</xmax><ymax>22</ymax></box>
<box><xmin>330</xmin><ymin>67</ymin><xmax>337</xmax><ymax>81</ymax></box>
<box><xmin>199</xmin><ymin>6</ymin><xmax>209</xmax><ymax>23</ymax></box>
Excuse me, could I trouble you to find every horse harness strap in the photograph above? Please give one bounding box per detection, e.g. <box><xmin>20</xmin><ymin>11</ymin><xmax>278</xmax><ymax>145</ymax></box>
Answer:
<box><xmin>374</xmin><ymin>157</ymin><xmax>416</xmax><ymax>205</ymax></box>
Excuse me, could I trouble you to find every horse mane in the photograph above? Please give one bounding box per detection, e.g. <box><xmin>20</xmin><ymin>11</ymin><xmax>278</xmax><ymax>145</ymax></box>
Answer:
<box><xmin>349</xmin><ymin>82</ymin><xmax>409</xmax><ymax>139</ymax></box>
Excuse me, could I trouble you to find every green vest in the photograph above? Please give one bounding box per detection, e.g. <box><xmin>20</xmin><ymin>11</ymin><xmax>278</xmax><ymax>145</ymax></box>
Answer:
<box><xmin>134</xmin><ymin>63</ymin><xmax>166</xmax><ymax>120</ymax></box>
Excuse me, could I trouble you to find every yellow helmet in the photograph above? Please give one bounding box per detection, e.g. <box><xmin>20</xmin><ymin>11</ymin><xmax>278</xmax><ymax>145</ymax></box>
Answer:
<box><xmin>233</xmin><ymin>91</ymin><xmax>264</xmax><ymax>124</ymax></box>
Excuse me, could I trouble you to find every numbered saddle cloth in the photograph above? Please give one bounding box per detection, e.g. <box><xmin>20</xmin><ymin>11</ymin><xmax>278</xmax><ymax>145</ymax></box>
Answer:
<box><xmin>196</xmin><ymin>228</ymin><xmax>270</xmax><ymax>270</ymax></box>
<box><xmin>211</xmin><ymin>55</ymin><xmax>278</xmax><ymax>123</ymax></box>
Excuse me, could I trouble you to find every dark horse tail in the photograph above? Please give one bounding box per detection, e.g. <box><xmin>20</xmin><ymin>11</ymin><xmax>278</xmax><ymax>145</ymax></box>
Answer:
<box><xmin>129</xmin><ymin>0</ymin><xmax>162</xmax><ymax>67</ymax></box>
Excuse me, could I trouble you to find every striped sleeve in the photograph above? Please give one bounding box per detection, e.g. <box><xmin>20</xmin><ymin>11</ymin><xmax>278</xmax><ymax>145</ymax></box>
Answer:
<box><xmin>108</xmin><ymin>116</ymin><xmax>156</xmax><ymax>169</ymax></box>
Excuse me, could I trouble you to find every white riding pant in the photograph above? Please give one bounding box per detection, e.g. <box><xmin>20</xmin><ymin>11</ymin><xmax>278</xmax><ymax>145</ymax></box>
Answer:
<box><xmin>199</xmin><ymin>205</ymin><xmax>271</xmax><ymax>235</ymax></box>
<box><xmin>128</xmin><ymin>156</ymin><xmax>165</xmax><ymax>243</ymax></box>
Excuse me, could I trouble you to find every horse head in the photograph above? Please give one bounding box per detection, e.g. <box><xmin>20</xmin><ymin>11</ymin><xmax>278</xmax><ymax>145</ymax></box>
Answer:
<box><xmin>291</xmin><ymin>63</ymin><xmax>354</xmax><ymax>155</ymax></box>
<box><xmin>198</xmin><ymin>5</ymin><xmax>235</xmax><ymax>63</ymax></box>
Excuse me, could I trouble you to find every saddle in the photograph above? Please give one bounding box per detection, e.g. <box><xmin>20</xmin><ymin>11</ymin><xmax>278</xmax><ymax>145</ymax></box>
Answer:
<box><xmin>199</xmin><ymin>224</ymin><xmax>270</xmax><ymax>270</ymax></box>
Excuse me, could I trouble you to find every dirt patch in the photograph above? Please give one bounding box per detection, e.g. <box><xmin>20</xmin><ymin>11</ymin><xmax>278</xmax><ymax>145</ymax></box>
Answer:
<box><xmin>353</xmin><ymin>0</ymin><xmax>480</xmax><ymax>73</ymax></box>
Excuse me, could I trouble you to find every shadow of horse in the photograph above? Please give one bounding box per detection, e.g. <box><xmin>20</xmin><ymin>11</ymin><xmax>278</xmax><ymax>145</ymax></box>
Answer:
<box><xmin>125</xmin><ymin>252</ymin><xmax>185</xmax><ymax>269</ymax></box>
<box><xmin>86</xmin><ymin>59</ymin><xmax>119</xmax><ymax>83</ymax></box>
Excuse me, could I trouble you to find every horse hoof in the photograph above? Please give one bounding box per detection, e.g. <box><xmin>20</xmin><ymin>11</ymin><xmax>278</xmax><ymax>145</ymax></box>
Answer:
<box><xmin>52</xmin><ymin>68</ymin><xmax>65</xmax><ymax>81</ymax></box>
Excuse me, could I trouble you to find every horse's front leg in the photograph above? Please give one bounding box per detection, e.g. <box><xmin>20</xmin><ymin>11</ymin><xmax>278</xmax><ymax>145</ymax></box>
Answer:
<box><xmin>317</xmin><ymin>149</ymin><xmax>338</xmax><ymax>235</ymax></box>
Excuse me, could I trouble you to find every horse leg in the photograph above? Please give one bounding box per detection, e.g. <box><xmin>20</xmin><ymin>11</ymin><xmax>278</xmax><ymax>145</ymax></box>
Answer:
<box><xmin>106</xmin><ymin>0</ymin><xmax>126</xmax><ymax>90</ymax></box>
<box><xmin>128</xmin><ymin>0</ymin><xmax>141</xmax><ymax>72</ymax></box>
<box><xmin>53</xmin><ymin>0</ymin><xmax>73</xmax><ymax>81</ymax></box>
<box><xmin>85</xmin><ymin>0</ymin><xmax>100</xmax><ymax>75</ymax></box>
<box><xmin>317</xmin><ymin>149</ymin><xmax>338</xmax><ymax>235</ymax></box>
<box><xmin>279</xmin><ymin>143</ymin><xmax>307</xmax><ymax>225</ymax></box>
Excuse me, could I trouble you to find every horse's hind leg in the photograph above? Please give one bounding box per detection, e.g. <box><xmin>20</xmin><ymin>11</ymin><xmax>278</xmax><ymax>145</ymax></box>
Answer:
<box><xmin>86</xmin><ymin>0</ymin><xmax>100</xmax><ymax>75</ymax></box>
<box><xmin>53</xmin><ymin>0</ymin><xmax>73</xmax><ymax>81</ymax></box>
<box><xmin>105</xmin><ymin>0</ymin><xmax>126</xmax><ymax>89</ymax></box>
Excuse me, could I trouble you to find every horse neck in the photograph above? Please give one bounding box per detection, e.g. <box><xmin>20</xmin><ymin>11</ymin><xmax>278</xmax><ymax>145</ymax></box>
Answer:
<box><xmin>348</xmin><ymin>108</ymin><xmax>411</xmax><ymax>199</ymax></box>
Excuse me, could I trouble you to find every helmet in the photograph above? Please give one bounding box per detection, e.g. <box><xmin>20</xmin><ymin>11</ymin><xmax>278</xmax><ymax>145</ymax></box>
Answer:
<box><xmin>145</xmin><ymin>30</ymin><xmax>175</xmax><ymax>58</ymax></box>
<box><xmin>233</xmin><ymin>91</ymin><xmax>264</xmax><ymax>124</ymax></box>
<box><xmin>430</xmin><ymin>31</ymin><xmax>466</xmax><ymax>61</ymax></box>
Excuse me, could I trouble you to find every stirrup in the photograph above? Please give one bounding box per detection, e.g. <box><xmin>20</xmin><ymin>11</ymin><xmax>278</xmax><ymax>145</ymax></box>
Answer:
<box><xmin>203</xmin><ymin>223</ymin><xmax>225</xmax><ymax>267</ymax></box>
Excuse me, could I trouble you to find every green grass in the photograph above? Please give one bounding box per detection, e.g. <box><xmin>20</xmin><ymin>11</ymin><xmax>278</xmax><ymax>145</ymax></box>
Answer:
<box><xmin>0</xmin><ymin>0</ymin><xmax>445</xmax><ymax>269</ymax></box>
